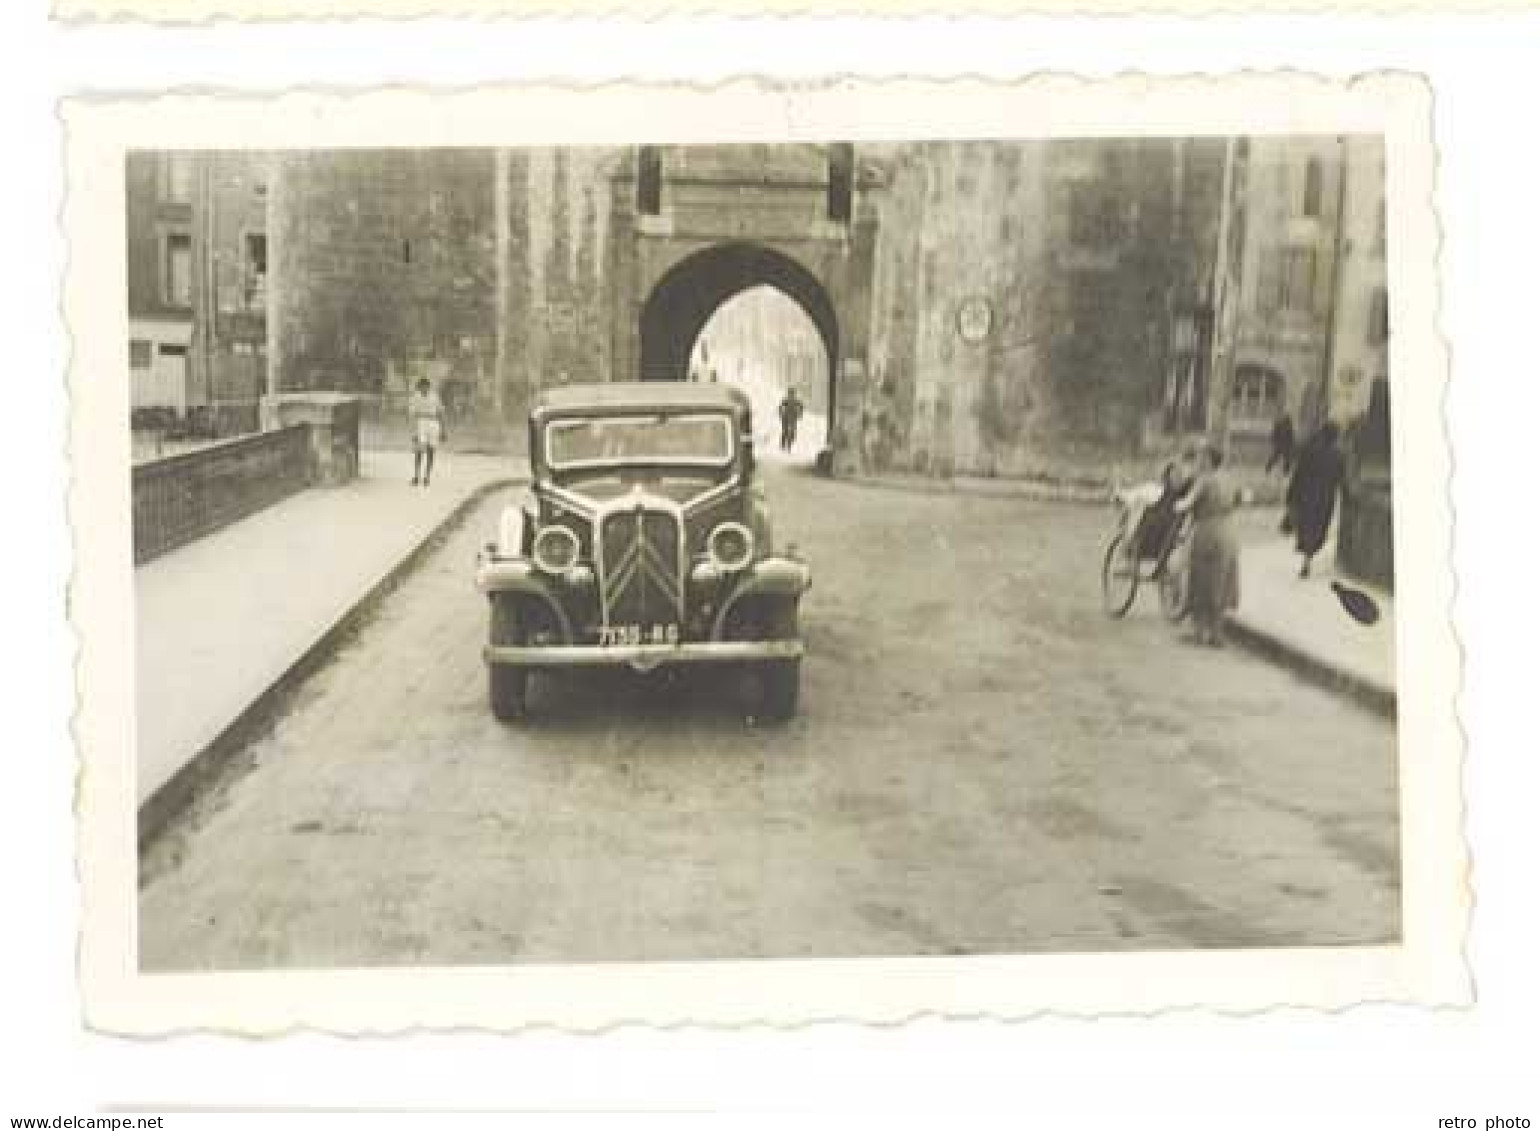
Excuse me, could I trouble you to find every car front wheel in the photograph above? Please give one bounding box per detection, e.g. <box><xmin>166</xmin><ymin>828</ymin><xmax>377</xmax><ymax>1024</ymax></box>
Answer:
<box><xmin>488</xmin><ymin>596</ymin><xmax>529</xmax><ymax>723</ymax></box>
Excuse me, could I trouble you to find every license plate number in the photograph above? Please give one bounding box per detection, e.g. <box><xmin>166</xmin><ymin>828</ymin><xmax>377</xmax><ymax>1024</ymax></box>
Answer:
<box><xmin>597</xmin><ymin>624</ymin><xmax>680</xmax><ymax>646</ymax></box>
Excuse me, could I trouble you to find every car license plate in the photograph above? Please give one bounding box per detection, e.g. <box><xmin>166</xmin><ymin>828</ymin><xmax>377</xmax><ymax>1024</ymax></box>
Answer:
<box><xmin>597</xmin><ymin>624</ymin><xmax>680</xmax><ymax>646</ymax></box>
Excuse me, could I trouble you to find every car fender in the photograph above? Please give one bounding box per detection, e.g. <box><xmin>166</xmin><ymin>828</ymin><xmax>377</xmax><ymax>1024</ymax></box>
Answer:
<box><xmin>495</xmin><ymin>489</ymin><xmax>537</xmax><ymax>557</ymax></box>
<box><xmin>749</xmin><ymin>489</ymin><xmax>774</xmax><ymax>553</ymax></box>
<box><xmin>475</xmin><ymin>558</ymin><xmax>575</xmax><ymax>643</ymax></box>
<box><xmin>711</xmin><ymin>557</ymin><xmax>811</xmax><ymax>639</ymax></box>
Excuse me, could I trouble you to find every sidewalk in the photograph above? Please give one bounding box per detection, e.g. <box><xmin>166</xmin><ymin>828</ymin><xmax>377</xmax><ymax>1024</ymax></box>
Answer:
<box><xmin>1228</xmin><ymin>524</ymin><xmax>1398</xmax><ymax>717</ymax></box>
<box><xmin>135</xmin><ymin>448</ymin><xmax>523</xmax><ymax>832</ymax></box>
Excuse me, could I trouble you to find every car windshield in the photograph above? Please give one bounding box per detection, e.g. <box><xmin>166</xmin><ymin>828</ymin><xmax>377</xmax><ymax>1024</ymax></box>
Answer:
<box><xmin>545</xmin><ymin>412</ymin><xmax>735</xmax><ymax>470</ymax></box>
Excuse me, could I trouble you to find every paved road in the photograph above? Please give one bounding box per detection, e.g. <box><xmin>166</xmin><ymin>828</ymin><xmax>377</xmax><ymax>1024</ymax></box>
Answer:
<box><xmin>139</xmin><ymin>466</ymin><xmax>1399</xmax><ymax>970</ymax></box>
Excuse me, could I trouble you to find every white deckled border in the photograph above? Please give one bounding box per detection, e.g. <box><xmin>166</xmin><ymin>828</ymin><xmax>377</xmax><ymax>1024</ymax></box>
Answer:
<box><xmin>66</xmin><ymin>74</ymin><xmax>1467</xmax><ymax>1035</ymax></box>
<box><xmin>49</xmin><ymin>0</ymin><xmax>1540</xmax><ymax>23</ymax></box>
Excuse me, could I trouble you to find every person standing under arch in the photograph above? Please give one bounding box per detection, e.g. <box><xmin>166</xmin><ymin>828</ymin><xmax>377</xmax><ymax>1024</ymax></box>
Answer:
<box><xmin>778</xmin><ymin>387</ymin><xmax>805</xmax><ymax>453</ymax></box>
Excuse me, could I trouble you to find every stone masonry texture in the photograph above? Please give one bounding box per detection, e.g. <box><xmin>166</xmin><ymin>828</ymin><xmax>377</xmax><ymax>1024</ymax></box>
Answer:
<box><xmin>268</xmin><ymin>140</ymin><xmax>1384</xmax><ymax>476</ymax></box>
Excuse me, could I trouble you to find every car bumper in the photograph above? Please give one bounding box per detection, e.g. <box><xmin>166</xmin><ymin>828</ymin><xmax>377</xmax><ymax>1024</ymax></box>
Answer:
<box><xmin>484</xmin><ymin>639</ymin><xmax>802</xmax><ymax>673</ymax></box>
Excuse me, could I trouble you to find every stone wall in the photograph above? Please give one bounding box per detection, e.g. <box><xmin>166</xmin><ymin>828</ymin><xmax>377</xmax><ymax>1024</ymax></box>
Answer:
<box><xmin>270</xmin><ymin>149</ymin><xmax>501</xmax><ymax>427</ymax></box>
<box><xmin>272</xmin><ymin>148</ymin><xmax>625</xmax><ymax>452</ymax></box>
<box><xmin>863</xmin><ymin>139</ymin><xmax>1224</xmax><ymax>478</ymax></box>
<box><xmin>269</xmin><ymin>141</ymin><xmax>1365</xmax><ymax>479</ymax></box>
<box><xmin>496</xmin><ymin>147</ymin><xmax>623</xmax><ymax>431</ymax></box>
<box><xmin>132</xmin><ymin>425</ymin><xmax>313</xmax><ymax>564</ymax></box>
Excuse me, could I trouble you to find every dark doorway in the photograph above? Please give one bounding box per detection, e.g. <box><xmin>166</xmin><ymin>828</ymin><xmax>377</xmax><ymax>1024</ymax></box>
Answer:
<box><xmin>639</xmin><ymin>241</ymin><xmax>837</xmax><ymax>398</ymax></box>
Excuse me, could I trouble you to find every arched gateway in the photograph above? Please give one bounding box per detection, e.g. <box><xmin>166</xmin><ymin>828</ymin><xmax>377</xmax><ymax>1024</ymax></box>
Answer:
<box><xmin>638</xmin><ymin>242</ymin><xmax>838</xmax><ymax>399</ymax></box>
<box><xmin>609</xmin><ymin>144</ymin><xmax>880</xmax><ymax>475</ymax></box>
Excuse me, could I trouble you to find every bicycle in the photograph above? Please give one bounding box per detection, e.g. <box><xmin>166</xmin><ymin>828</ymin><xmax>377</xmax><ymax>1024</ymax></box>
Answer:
<box><xmin>1101</xmin><ymin>489</ymin><xmax>1191</xmax><ymax>621</ymax></box>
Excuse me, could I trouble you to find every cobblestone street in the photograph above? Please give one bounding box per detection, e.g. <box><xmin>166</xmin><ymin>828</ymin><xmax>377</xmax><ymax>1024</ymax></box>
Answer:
<box><xmin>139</xmin><ymin>465</ymin><xmax>1400</xmax><ymax>970</ymax></box>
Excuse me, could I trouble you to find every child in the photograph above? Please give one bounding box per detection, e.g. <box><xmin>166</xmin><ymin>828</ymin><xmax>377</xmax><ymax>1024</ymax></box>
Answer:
<box><xmin>408</xmin><ymin>378</ymin><xmax>445</xmax><ymax>486</ymax></box>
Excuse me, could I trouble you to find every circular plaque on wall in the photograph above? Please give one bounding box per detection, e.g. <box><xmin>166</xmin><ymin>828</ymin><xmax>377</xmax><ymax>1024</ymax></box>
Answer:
<box><xmin>957</xmin><ymin>296</ymin><xmax>993</xmax><ymax>344</ymax></box>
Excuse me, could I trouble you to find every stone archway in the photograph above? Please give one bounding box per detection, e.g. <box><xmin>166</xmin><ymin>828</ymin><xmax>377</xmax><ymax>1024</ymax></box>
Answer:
<box><xmin>637</xmin><ymin>242</ymin><xmax>839</xmax><ymax>419</ymax></box>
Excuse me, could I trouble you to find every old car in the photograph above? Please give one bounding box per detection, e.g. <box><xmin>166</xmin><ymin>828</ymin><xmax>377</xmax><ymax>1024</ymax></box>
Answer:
<box><xmin>475</xmin><ymin>381</ymin><xmax>811</xmax><ymax>723</ymax></box>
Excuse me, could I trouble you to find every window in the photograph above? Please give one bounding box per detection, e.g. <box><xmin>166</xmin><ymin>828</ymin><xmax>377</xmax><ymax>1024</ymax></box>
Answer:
<box><xmin>827</xmin><ymin>143</ymin><xmax>854</xmax><ymax>223</ymax></box>
<box><xmin>244</xmin><ymin>232</ymin><xmax>268</xmax><ymax>307</ymax></box>
<box><xmin>545</xmin><ymin>413</ymin><xmax>733</xmax><ymax>470</ymax></box>
<box><xmin>245</xmin><ymin>232</ymin><xmax>268</xmax><ymax>278</ymax></box>
<box><xmin>129</xmin><ymin>339</ymin><xmax>152</xmax><ymax>369</ymax></box>
<box><xmin>1261</xmin><ymin>245</ymin><xmax>1318</xmax><ymax>313</ymax></box>
<box><xmin>636</xmin><ymin>147</ymin><xmax>662</xmax><ymax>216</ymax></box>
<box><xmin>1068</xmin><ymin>188</ymin><xmax>1119</xmax><ymax>248</ymax></box>
<box><xmin>164</xmin><ymin>232</ymin><xmax>192</xmax><ymax>307</ymax></box>
<box><xmin>1283</xmin><ymin>247</ymin><xmax>1317</xmax><ymax>310</ymax></box>
<box><xmin>1232</xmin><ymin>364</ymin><xmax>1287</xmax><ymax>422</ymax></box>
<box><xmin>158</xmin><ymin>343</ymin><xmax>188</xmax><ymax>358</ymax></box>
<box><xmin>162</xmin><ymin>154</ymin><xmax>194</xmax><ymax>204</ymax></box>
<box><xmin>1302</xmin><ymin>157</ymin><xmax>1324</xmax><ymax>218</ymax></box>
<box><xmin>1367</xmin><ymin>287</ymin><xmax>1389</xmax><ymax>346</ymax></box>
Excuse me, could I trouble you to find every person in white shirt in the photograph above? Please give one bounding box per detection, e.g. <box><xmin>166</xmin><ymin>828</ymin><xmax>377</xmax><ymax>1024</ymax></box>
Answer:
<box><xmin>407</xmin><ymin>378</ymin><xmax>445</xmax><ymax>486</ymax></box>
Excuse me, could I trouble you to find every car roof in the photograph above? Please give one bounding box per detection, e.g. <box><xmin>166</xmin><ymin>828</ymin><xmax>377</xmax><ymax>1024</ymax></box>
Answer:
<box><xmin>532</xmin><ymin>381</ymin><xmax>750</xmax><ymax>417</ymax></box>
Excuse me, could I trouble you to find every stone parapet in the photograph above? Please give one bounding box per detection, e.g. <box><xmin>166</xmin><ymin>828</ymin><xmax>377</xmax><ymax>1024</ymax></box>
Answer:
<box><xmin>261</xmin><ymin>392</ymin><xmax>361</xmax><ymax>486</ymax></box>
<box><xmin>132</xmin><ymin>425</ymin><xmax>312</xmax><ymax>565</ymax></box>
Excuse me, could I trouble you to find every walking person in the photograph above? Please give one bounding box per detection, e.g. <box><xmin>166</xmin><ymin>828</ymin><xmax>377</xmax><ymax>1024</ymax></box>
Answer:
<box><xmin>778</xmin><ymin>387</ymin><xmax>805</xmax><ymax>453</ymax></box>
<box><xmin>1285</xmin><ymin>421</ymin><xmax>1347</xmax><ymax>579</ymax></box>
<box><xmin>1265</xmin><ymin>411</ymin><xmax>1296</xmax><ymax>476</ymax></box>
<box><xmin>408</xmin><ymin>377</ymin><xmax>446</xmax><ymax>486</ymax></box>
<box><xmin>1175</xmin><ymin>442</ymin><xmax>1241</xmax><ymax>647</ymax></box>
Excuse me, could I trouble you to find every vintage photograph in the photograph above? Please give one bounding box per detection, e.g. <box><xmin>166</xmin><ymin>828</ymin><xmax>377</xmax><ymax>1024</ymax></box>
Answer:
<box><xmin>67</xmin><ymin>79</ymin><xmax>1463</xmax><ymax>1030</ymax></box>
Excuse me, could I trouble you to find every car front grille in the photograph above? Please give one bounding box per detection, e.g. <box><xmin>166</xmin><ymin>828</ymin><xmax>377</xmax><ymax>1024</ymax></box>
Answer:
<box><xmin>597</xmin><ymin>503</ymin><xmax>684</xmax><ymax>630</ymax></box>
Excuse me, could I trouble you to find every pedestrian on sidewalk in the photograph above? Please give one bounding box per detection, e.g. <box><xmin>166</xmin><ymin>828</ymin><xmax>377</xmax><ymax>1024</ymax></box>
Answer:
<box><xmin>1265</xmin><ymin>411</ymin><xmax>1296</xmax><ymax>476</ymax></box>
<box><xmin>1175</xmin><ymin>442</ymin><xmax>1240</xmax><ymax>647</ymax></box>
<box><xmin>408</xmin><ymin>377</ymin><xmax>446</xmax><ymax>486</ymax></box>
<box><xmin>1285</xmin><ymin>421</ymin><xmax>1347</xmax><ymax>579</ymax></box>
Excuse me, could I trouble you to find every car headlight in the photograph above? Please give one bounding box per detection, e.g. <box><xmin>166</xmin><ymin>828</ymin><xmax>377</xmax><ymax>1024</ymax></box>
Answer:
<box><xmin>532</xmin><ymin>525</ymin><xmax>580</xmax><ymax>574</ymax></box>
<box><xmin>707</xmin><ymin>521</ymin><xmax>755</xmax><ymax>573</ymax></box>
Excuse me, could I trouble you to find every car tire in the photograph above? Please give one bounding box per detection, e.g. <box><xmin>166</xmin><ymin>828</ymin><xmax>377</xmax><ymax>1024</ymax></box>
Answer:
<box><xmin>488</xmin><ymin>596</ymin><xmax>529</xmax><ymax>723</ymax></box>
<box><xmin>489</xmin><ymin>665</ymin><xmax>528</xmax><ymax>723</ymax></box>
<box><xmin>760</xmin><ymin>658</ymin><xmax>800</xmax><ymax>722</ymax></box>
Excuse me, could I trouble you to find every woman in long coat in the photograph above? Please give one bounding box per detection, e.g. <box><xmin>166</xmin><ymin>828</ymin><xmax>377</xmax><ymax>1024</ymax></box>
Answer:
<box><xmin>1286</xmin><ymin>422</ymin><xmax>1347</xmax><ymax>578</ymax></box>
<box><xmin>1177</xmin><ymin>443</ymin><xmax>1241</xmax><ymax>647</ymax></box>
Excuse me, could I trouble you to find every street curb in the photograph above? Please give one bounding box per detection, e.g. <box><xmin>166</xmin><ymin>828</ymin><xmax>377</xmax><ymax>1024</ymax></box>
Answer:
<box><xmin>137</xmin><ymin>477</ymin><xmax>520</xmax><ymax>851</ymax></box>
<box><xmin>848</xmin><ymin>473</ymin><xmax>1113</xmax><ymax>506</ymax></box>
<box><xmin>848</xmin><ymin>472</ymin><xmax>1286</xmax><ymax>509</ymax></box>
<box><xmin>1223</xmin><ymin>612</ymin><xmax>1397</xmax><ymax>721</ymax></box>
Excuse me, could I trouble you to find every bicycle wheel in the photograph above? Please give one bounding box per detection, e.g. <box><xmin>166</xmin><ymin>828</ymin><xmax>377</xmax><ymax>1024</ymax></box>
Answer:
<box><xmin>1101</xmin><ymin>531</ymin><xmax>1140</xmax><ymax>618</ymax></box>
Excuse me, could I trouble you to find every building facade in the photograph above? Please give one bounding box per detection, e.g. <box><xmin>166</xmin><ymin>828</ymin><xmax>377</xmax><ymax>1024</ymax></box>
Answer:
<box><xmin>260</xmin><ymin>138</ymin><xmax>1387</xmax><ymax>475</ymax></box>
<box><xmin>125</xmin><ymin>151</ymin><xmax>270</xmax><ymax>429</ymax></box>
<box><xmin>1220</xmin><ymin>135</ymin><xmax>1388</xmax><ymax>458</ymax></box>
